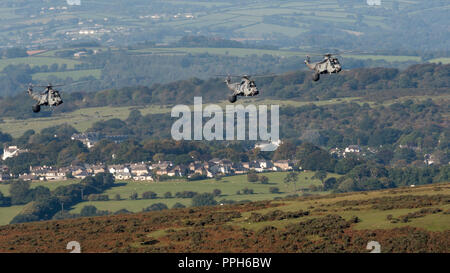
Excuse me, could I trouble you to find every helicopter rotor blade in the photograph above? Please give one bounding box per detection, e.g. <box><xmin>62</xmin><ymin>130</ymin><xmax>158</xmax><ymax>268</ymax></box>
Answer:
<box><xmin>65</xmin><ymin>80</ymin><xmax>97</xmax><ymax>86</ymax></box>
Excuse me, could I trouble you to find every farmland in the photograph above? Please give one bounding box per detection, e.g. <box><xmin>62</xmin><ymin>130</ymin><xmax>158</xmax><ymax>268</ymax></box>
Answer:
<box><xmin>2</xmin><ymin>92</ymin><xmax>448</xmax><ymax>138</ymax></box>
<box><xmin>0</xmin><ymin>171</ymin><xmax>332</xmax><ymax>225</ymax></box>
<box><xmin>0</xmin><ymin>182</ymin><xmax>448</xmax><ymax>253</ymax></box>
<box><xmin>70</xmin><ymin>171</ymin><xmax>333</xmax><ymax>213</ymax></box>
<box><xmin>32</xmin><ymin>69</ymin><xmax>102</xmax><ymax>81</ymax></box>
<box><xmin>0</xmin><ymin>104</ymin><xmax>172</xmax><ymax>138</ymax></box>
<box><xmin>131</xmin><ymin>47</ymin><xmax>424</xmax><ymax>62</ymax></box>
<box><xmin>0</xmin><ymin>56</ymin><xmax>82</xmax><ymax>71</ymax></box>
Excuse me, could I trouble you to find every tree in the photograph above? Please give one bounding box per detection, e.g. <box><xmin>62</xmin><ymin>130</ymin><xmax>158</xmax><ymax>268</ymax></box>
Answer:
<box><xmin>28</xmin><ymin>186</ymin><xmax>51</xmax><ymax>201</ymax></box>
<box><xmin>130</xmin><ymin>192</ymin><xmax>138</xmax><ymax>200</ymax></box>
<box><xmin>212</xmin><ymin>189</ymin><xmax>222</xmax><ymax>196</ymax></box>
<box><xmin>172</xmin><ymin>202</ymin><xmax>186</xmax><ymax>209</ymax></box>
<box><xmin>0</xmin><ymin>191</ymin><xmax>11</xmax><ymax>207</ymax></box>
<box><xmin>284</xmin><ymin>172</ymin><xmax>299</xmax><ymax>192</ymax></box>
<box><xmin>143</xmin><ymin>203</ymin><xmax>168</xmax><ymax>211</ymax></box>
<box><xmin>312</xmin><ymin>170</ymin><xmax>327</xmax><ymax>183</ymax></box>
<box><xmin>323</xmin><ymin>177</ymin><xmax>337</xmax><ymax>191</ymax></box>
<box><xmin>142</xmin><ymin>191</ymin><xmax>157</xmax><ymax>199</ymax></box>
<box><xmin>3</xmin><ymin>47</ymin><xmax>28</xmax><ymax>58</ymax></box>
<box><xmin>80</xmin><ymin>205</ymin><xmax>98</xmax><ymax>217</ymax></box>
<box><xmin>9</xmin><ymin>180</ymin><xmax>31</xmax><ymax>205</ymax></box>
<box><xmin>164</xmin><ymin>192</ymin><xmax>172</xmax><ymax>198</ymax></box>
<box><xmin>269</xmin><ymin>187</ymin><xmax>280</xmax><ymax>194</ymax></box>
<box><xmin>259</xmin><ymin>175</ymin><xmax>269</xmax><ymax>184</ymax></box>
<box><xmin>247</xmin><ymin>173</ymin><xmax>259</xmax><ymax>182</ymax></box>
<box><xmin>126</xmin><ymin>109</ymin><xmax>142</xmax><ymax>124</ymax></box>
<box><xmin>192</xmin><ymin>193</ymin><xmax>217</xmax><ymax>207</ymax></box>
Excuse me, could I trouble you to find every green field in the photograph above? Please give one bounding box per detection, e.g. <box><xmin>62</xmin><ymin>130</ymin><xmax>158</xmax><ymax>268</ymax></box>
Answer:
<box><xmin>0</xmin><ymin>98</ymin><xmax>344</xmax><ymax>137</ymax></box>
<box><xmin>131</xmin><ymin>47</ymin><xmax>424</xmax><ymax>62</ymax></box>
<box><xmin>1</xmin><ymin>93</ymin><xmax>447</xmax><ymax>138</ymax></box>
<box><xmin>70</xmin><ymin>171</ymin><xmax>333</xmax><ymax>213</ymax></box>
<box><xmin>0</xmin><ymin>104</ymin><xmax>172</xmax><ymax>138</ymax></box>
<box><xmin>429</xmin><ymin>58</ymin><xmax>450</xmax><ymax>64</ymax></box>
<box><xmin>32</xmin><ymin>69</ymin><xmax>102</xmax><ymax>81</ymax></box>
<box><xmin>0</xmin><ymin>171</ymin><xmax>334</xmax><ymax>225</ymax></box>
<box><xmin>0</xmin><ymin>97</ymin><xmax>364</xmax><ymax>138</ymax></box>
<box><xmin>1</xmin><ymin>182</ymin><xmax>448</xmax><ymax>252</ymax></box>
<box><xmin>0</xmin><ymin>205</ymin><xmax>25</xmax><ymax>226</ymax></box>
<box><xmin>0</xmin><ymin>179</ymin><xmax>80</xmax><ymax>197</ymax></box>
<box><xmin>232</xmin><ymin>182</ymin><xmax>450</xmax><ymax>232</ymax></box>
<box><xmin>0</xmin><ymin>56</ymin><xmax>82</xmax><ymax>71</ymax></box>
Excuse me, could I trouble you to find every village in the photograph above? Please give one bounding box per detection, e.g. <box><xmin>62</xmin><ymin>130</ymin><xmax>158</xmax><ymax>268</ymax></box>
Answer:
<box><xmin>0</xmin><ymin>142</ymin><xmax>381</xmax><ymax>183</ymax></box>
<box><xmin>0</xmin><ymin>132</ymin><xmax>440</xmax><ymax>183</ymax></box>
<box><xmin>0</xmin><ymin>155</ymin><xmax>298</xmax><ymax>182</ymax></box>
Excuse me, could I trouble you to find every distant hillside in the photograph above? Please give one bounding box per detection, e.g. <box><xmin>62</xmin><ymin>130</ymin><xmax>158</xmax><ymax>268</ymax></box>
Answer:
<box><xmin>0</xmin><ymin>63</ymin><xmax>448</xmax><ymax>119</ymax></box>
<box><xmin>0</xmin><ymin>183</ymin><xmax>448</xmax><ymax>253</ymax></box>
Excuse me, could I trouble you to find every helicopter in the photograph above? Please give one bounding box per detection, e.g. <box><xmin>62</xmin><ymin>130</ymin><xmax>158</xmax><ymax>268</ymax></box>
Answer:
<box><xmin>224</xmin><ymin>75</ymin><xmax>259</xmax><ymax>103</ymax></box>
<box><xmin>27</xmin><ymin>83</ymin><xmax>63</xmax><ymax>113</ymax></box>
<box><xmin>218</xmin><ymin>74</ymin><xmax>271</xmax><ymax>103</ymax></box>
<box><xmin>304</xmin><ymin>53</ymin><xmax>342</xmax><ymax>81</ymax></box>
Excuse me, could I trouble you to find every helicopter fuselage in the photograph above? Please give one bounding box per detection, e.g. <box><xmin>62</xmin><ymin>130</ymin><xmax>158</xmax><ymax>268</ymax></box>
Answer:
<box><xmin>306</xmin><ymin>57</ymin><xmax>342</xmax><ymax>75</ymax></box>
<box><xmin>28</xmin><ymin>86</ymin><xmax>63</xmax><ymax>111</ymax></box>
<box><xmin>226</xmin><ymin>78</ymin><xmax>259</xmax><ymax>97</ymax></box>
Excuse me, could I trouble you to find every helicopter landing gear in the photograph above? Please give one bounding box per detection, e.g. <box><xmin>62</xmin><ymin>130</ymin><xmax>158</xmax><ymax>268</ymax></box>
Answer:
<box><xmin>32</xmin><ymin>104</ymin><xmax>41</xmax><ymax>113</ymax></box>
<box><xmin>313</xmin><ymin>72</ymin><xmax>320</xmax><ymax>82</ymax></box>
<box><xmin>228</xmin><ymin>95</ymin><xmax>237</xmax><ymax>103</ymax></box>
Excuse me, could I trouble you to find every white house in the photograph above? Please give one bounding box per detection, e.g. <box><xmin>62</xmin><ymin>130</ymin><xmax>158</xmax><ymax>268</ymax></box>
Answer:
<box><xmin>345</xmin><ymin>145</ymin><xmax>361</xmax><ymax>154</ymax></box>
<box><xmin>130</xmin><ymin>163</ymin><xmax>149</xmax><ymax>176</ymax></box>
<box><xmin>108</xmin><ymin>164</ymin><xmax>130</xmax><ymax>174</ymax></box>
<box><xmin>2</xmin><ymin>145</ymin><xmax>28</xmax><ymax>161</ymax></box>
<box><xmin>114</xmin><ymin>171</ymin><xmax>132</xmax><ymax>180</ymax></box>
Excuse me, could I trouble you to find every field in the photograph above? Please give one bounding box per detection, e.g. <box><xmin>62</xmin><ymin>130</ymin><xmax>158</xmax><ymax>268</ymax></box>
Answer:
<box><xmin>1</xmin><ymin>91</ymin><xmax>447</xmax><ymax>138</ymax></box>
<box><xmin>0</xmin><ymin>56</ymin><xmax>82</xmax><ymax>71</ymax></box>
<box><xmin>0</xmin><ymin>171</ymin><xmax>331</xmax><ymax>225</ymax></box>
<box><xmin>0</xmin><ymin>205</ymin><xmax>25</xmax><ymax>226</ymax></box>
<box><xmin>0</xmin><ymin>96</ymin><xmax>371</xmax><ymax>138</ymax></box>
<box><xmin>0</xmin><ymin>104</ymin><xmax>172</xmax><ymax>138</ymax></box>
<box><xmin>32</xmin><ymin>69</ymin><xmax>102</xmax><ymax>81</ymax></box>
<box><xmin>70</xmin><ymin>171</ymin><xmax>333</xmax><ymax>214</ymax></box>
<box><xmin>429</xmin><ymin>58</ymin><xmax>450</xmax><ymax>64</ymax></box>
<box><xmin>0</xmin><ymin>179</ymin><xmax>80</xmax><ymax>197</ymax></box>
<box><xmin>0</xmin><ymin>182</ymin><xmax>448</xmax><ymax>253</ymax></box>
<box><xmin>130</xmin><ymin>47</ymin><xmax>424</xmax><ymax>62</ymax></box>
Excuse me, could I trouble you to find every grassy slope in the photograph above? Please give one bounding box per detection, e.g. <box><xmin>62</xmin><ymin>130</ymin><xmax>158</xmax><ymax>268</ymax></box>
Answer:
<box><xmin>0</xmin><ymin>179</ymin><xmax>80</xmax><ymax>197</ymax></box>
<box><xmin>0</xmin><ymin>205</ymin><xmax>25</xmax><ymax>226</ymax></box>
<box><xmin>0</xmin><ymin>171</ymin><xmax>331</xmax><ymax>225</ymax></box>
<box><xmin>3</xmin><ymin>93</ymin><xmax>448</xmax><ymax>138</ymax></box>
<box><xmin>0</xmin><ymin>182</ymin><xmax>448</xmax><ymax>252</ymax></box>
<box><xmin>32</xmin><ymin>69</ymin><xmax>102</xmax><ymax>81</ymax></box>
<box><xmin>0</xmin><ymin>56</ymin><xmax>82</xmax><ymax>71</ymax></box>
<box><xmin>69</xmin><ymin>171</ymin><xmax>332</xmax><ymax>213</ymax></box>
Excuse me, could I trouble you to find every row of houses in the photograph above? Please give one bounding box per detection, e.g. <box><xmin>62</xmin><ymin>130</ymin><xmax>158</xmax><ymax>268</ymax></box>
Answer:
<box><xmin>108</xmin><ymin>159</ymin><xmax>298</xmax><ymax>181</ymax></box>
<box><xmin>2</xmin><ymin>158</ymin><xmax>299</xmax><ymax>182</ymax></box>
<box><xmin>329</xmin><ymin>145</ymin><xmax>365</xmax><ymax>158</ymax></box>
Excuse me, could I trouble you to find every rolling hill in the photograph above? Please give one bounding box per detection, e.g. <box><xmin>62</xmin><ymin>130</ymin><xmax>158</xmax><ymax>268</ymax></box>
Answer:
<box><xmin>0</xmin><ymin>182</ymin><xmax>448</xmax><ymax>253</ymax></box>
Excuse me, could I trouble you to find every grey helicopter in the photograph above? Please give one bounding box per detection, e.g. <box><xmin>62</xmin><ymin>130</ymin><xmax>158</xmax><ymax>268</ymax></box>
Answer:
<box><xmin>219</xmin><ymin>74</ymin><xmax>275</xmax><ymax>103</ymax></box>
<box><xmin>27</xmin><ymin>83</ymin><xmax>63</xmax><ymax>112</ymax></box>
<box><xmin>224</xmin><ymin>75</ymin><xmax>259</xmax><ymax>103</ymax></box>
<box><xmin>304</xmin><ymin>53</ymin><xmax>342</xmax><ymax>81</ymax></box>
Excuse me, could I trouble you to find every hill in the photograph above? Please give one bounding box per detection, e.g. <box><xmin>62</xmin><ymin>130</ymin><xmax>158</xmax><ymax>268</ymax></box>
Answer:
<box><xmin>0</xmin><ymin>182</ymin><xmax>448</xmax><ymax>253</ymax></box>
